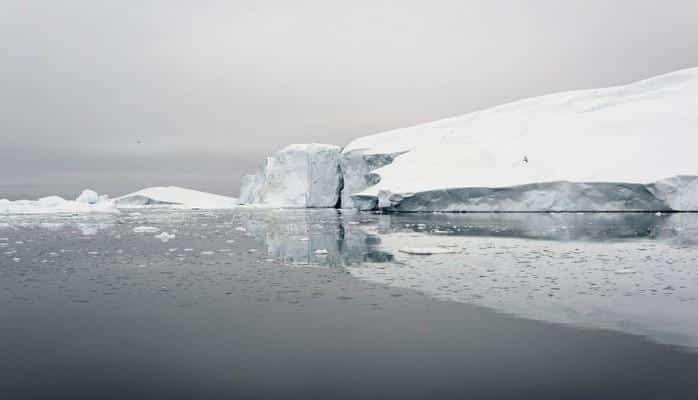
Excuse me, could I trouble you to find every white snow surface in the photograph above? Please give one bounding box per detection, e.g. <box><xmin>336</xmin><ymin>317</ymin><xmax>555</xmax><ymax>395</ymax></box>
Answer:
<box><xmin>343</xmin><ymin>67</ymin><xmax>698</xmax><ymax>209</ymax></box>
<box><xmin>116</xmin><ymin>186</ymin><xmax>238</xmax><ymax>209</ymax></box>
<box><xmin>239</xmin><ymin>143</ymin><xmax>342</xmax><ymax>208</ymax></box>
<box><xmin>0</xmin><ymin>190</ymin><xmax>117</xmax><ymax>214</ymax></box>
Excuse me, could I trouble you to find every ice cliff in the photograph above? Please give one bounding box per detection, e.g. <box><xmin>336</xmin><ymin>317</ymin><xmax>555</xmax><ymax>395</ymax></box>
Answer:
<box><xmin>239</xmin><ymin>144</ymin><xmax>343</xmax><ymax>208</ymax></box>
<box><xmin>239</xmin><ymin>67</ymin><xmax>698</xmax><ymax>212</ymax></box>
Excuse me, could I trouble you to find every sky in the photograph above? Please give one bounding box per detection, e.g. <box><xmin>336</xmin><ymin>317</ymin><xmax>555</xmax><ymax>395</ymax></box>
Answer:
<box><xmin>1</xmin><ymin>0</ymin><xmax>697</xmax><ymax>198</ymax></box>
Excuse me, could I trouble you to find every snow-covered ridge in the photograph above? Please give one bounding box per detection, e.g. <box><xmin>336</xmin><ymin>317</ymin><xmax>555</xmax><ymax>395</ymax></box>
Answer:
<box><xmin>115</xmin><ymin>186</ymin><xmax>238</xmax><ymax>209</ymax></box>
<box><xmin>239</xmin><ymin>67</ymin><xmax>698</xmax><ymax>212</ymax></box>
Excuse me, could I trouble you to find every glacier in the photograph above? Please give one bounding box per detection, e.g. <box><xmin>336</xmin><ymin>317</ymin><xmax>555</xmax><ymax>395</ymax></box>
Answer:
<box><xmin>239</xmin><ymin>67</ymin><xmax>698</xmax><ymax>212</ymax></box>
<box><xmin>239</xmin><ymin>144</ymin><xmax>343</xmax><ymax>208</ymax></box>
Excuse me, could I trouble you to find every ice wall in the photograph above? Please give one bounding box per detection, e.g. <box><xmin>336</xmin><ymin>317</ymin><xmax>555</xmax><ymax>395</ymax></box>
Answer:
<box><xmin>239</xmin><ymin>144</ymin><xmax>342</xmax><ymax>208</ymax></box>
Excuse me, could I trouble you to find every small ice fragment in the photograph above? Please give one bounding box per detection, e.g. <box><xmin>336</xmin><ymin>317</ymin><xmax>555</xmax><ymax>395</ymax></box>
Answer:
<box><xmin>154</xmin><ymin>232</ymin><xmax>175</xmax><ymax>242</ymax></box>
<box><xmin>201</xmin><ymin>251</ymin><xmax>214</xmax><ymax>255</ymax></box>
<box><xmin>399</xmin><ymin>247</ymin><xmax>461</xmax><ymax>255</ymax></box>
<box><xmin>655</xmin><ymin>211</ymin><xmax>663</xmax><ymax>216</ymax></box>
<box><xmin>614</xmin><ymin>268</ymin><xmax>637</xmax><ymax>275</ymax></box>
<box><xmin>314</xmin><ymin>249</ymin><xmax>329</xmax><ymax>255</ymax></box>
<box><xmin>225</xmin><ymin>239</ymin><xmax>235</xmax><ymax>244</ymax></box>
<box><xmin>133</xmin><ymin>226</ymin><xmax>160</xmax><ymax>233</ymax></box>
<box><xmin>235</xmin><ymin>227</ymin><xmax>247</xmax><ymax>232</ymax></box>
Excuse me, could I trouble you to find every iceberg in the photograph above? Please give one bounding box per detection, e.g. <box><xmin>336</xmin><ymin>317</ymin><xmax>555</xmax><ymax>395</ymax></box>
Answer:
<box><xmin>239</xmin><ymin>67</ymin><xmax>698</xmax><ymax>212</ymax></box>
<box><xmin>239</xmin><ymin>144</ymin><xmax>342</xmax><ymax>208</ymax></box>
<box><xmin>115</xmin><ymin>186</ymin><xmax>238</xmax><ymax>209</ymax></box>
<box><xmin>342</xmin><ymin>67</ymin><xmax>698</xmax><ymax>211</ymax></box>
<box><xmin>0</xmin><ymin>189</ymin><xmax>117</xmax><ymax>214</ymax></box>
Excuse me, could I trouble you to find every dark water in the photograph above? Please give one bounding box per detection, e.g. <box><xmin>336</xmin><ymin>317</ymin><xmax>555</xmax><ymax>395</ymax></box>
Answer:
<box><xmin>2</xmin><ymin>210</ymin><xmax>698</xmax><ymax>399</ymax></box>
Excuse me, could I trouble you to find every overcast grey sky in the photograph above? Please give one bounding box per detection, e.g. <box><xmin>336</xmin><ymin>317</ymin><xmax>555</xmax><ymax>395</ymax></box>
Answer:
<box><xmin>1</xmin><ymin>0</ymin><xmax>697</xmax><ymax>198</ymax></box>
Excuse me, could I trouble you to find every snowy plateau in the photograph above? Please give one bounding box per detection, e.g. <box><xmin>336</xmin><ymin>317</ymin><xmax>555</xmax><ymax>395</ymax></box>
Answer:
<box><xmin>240</xmin><ymin>67</ymin><xmax>698</xmax><ymax>212</ymax></box>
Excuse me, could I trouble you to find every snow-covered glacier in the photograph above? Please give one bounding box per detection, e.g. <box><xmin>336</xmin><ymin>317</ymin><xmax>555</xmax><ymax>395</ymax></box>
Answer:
<box><xmin>239</xmin><ymin>144</ymin><xmax>343</xmax><ymax>208</ymax></box>
<box><xmin>342</xmin><ymin>67</ymin><xmax>698</xmax><ymax>211</ymax></box>
<box><xmin>234</xmin><ymin>68</ymin><xmax>697</xmax><ymax>211</ymax></box>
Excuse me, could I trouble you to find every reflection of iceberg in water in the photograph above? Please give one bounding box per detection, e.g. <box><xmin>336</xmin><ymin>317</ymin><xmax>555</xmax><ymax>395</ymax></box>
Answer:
<box><xmin>238</xmin><ymin>209</ymin><xmax>392</xmax><ymax>267</ymax></box>
<box><xmin>240</xmin><ymin>209</ymin><xmax>698</xmax><ymax>349</ymax></box>
<box><xmin>347</xmin><ymin>213</ymin><xmax>698</xmax><ymax>350</ymax></box>
<box><xmin>0</xmin><ymin>214</ymin><xmax>116</xmax><ymax>236</ymax></box>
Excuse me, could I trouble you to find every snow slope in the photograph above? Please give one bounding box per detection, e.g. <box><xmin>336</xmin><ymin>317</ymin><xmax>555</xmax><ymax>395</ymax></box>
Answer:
<box><xmin>343</xmin><ymin>67</ymin><xmax>698</xmax><ymax>211</ymax></box>
<box><xmin>0</xmin><ymin>190</ymin><xmax>117</xmax><ymax>214</ymax></box>
<box><xmin>115</xmin><ymin>186</ymin><xmax>238</xmax><ymax>209</ymax></box>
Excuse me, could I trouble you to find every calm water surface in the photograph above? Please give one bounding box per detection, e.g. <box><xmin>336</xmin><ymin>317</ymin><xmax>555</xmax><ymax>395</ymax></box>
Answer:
<box><xmin>2</xmin><ymin>209</ymin><xmax>698</xmax><ymax>399</ymax></box>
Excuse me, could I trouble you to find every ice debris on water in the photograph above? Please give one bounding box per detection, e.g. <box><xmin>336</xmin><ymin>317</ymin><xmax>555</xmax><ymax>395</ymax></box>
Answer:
<box><xmin>133</xmin><ymin>226</ymin><xmax>160</xmax><ymax>233</ymax></box>
<box><xmin>398</xmin><ymin>247</ymin><xmax>462</xmax><ymax>255</ymax></box>
<box><xmin>614</xmin><ymin>268</ymin><xmax>638</xmax><ymax>275</ymax></box>
<box><xmin>155</xmin><ymin>232</ymin><xmax>175</xmax><ymax>242</ymax></box>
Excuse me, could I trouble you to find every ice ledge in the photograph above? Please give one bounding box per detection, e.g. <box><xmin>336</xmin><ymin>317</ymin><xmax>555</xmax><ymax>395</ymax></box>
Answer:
<box><xmin>350</xmin><ymin>176</ymin><xmax>698</xmax><ymax>212</ymax></box>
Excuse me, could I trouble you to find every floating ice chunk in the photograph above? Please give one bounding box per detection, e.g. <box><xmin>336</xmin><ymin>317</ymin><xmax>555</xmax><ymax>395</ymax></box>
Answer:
<box><xmin>133</xmin><ymin>226</ymin><xmax>160</xmax><ymax>233</ymax></box>
<box><xmin>614</xmin><ymin>268</ymin><xmax>638</xmax><ymax>275</ymax></box>
<box><xmin>314</xmin><ymin>249</ymin><xmax>329</xmax><ymax>255</ymax></box>
<box><xmin>155</xmin><ymin>232</ymin><xmax>176</xmax><ymax>242</ymax></box>
<box><xmin>398</xmin><ymin>247</ymin><xmax>462</xmax><ymax>255</ymax></box>
<box><xmin>75</xmin><ymin>189</ymin><xmax>99</xmax><ymax>205</ymax></box>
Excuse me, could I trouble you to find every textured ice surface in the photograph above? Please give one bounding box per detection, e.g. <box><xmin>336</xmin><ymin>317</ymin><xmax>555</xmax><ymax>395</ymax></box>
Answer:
<box><xmin>375</xmin><ymin>180</ymin><xmax>690</xmax><ymax>212</ymax></box>
<box><xmin>338</xmin><ymin>151</ymin><xmax>403</xmax><ymax>209</ymax></box>
<box><xmin>116</xmin><ymin>186</ymin><xmax>237</xmax><ymax>209</ymax></box>
<box><xmin>0</xmin><ymin>190</ymin><xmax>116</xmax><ymax>214</ymax></box>
<box><xmin>240</xmin><ymin>144</ymin><xmax>342</xmax><ymax>208</ymax></box>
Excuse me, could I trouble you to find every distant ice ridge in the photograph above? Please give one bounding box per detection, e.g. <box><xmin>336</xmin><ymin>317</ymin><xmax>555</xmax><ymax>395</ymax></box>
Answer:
<box><xmin>239</xmin><ymin>144</ymin><xmax>342</xmax><ymax>208</ymax></box>
<box><xmin>115</xmin><ymin>186</ymin><xmax>238</xmax><ymax>209</ymax></box>
<box><xmin>239</xmin><ymin>67</ymin><xmax>698</xmax><ymax>211</ymax></box>
<box><xmin>0</xmin><ymin>189</ymin><xmax>117</xmax><ymax>214</ymax></box>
